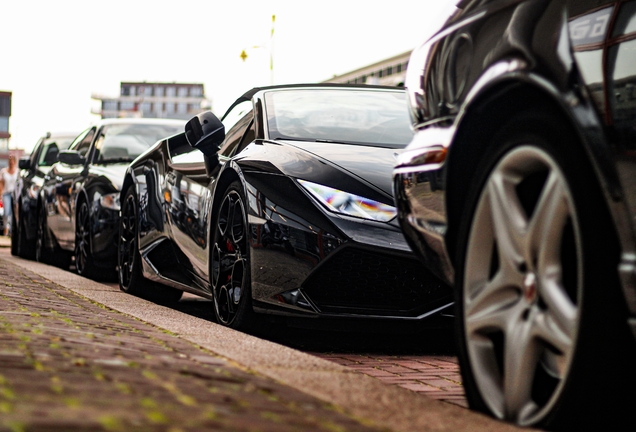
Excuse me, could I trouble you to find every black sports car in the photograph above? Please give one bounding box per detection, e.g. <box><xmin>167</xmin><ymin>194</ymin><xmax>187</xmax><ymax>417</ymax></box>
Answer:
<box><xmin>12</xmin><ymin>131</ymin><xmax>79</xmax><ymax>259</ymax></box>
<box><xmin>38</xmin><ymin>118</ymin><xmax>184</xmax><ymax>277</ymax></box>
<box><xmin>118</xmin><ymin>84</ymin><xmax>453</xmax><ymax>329</ymax></box>
<box><xmin>393</xmin><ymin>0</ymin><xmax>636</xmax><ymax>429</ymax></box>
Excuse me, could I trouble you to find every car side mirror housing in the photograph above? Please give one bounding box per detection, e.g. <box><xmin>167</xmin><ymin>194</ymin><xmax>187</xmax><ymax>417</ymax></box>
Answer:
<box><xmin>18</xmin><ymin>156</ymin><xmax>31</xmax><ymax>170</ymax></box>
<box><xmin>57</xmin><ymin>150</ymin><xmax>85</xmax><ymax>165</ymax></box>
<box><xmin>185</xmin><ymin>111</ymin><xmax>225</xmax><ymax>157</ymax></box>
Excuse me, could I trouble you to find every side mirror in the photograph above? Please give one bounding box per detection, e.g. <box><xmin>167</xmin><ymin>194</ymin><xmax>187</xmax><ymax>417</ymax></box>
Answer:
<box><xmin>18</xmin><ymin>156</ymin><xmax>31</xmax><ymax>170</ymax></box>
<box><xmin>185</xmin><ymin>111</ymin><xmax>225</xmax><ymax>157</ymax></box>
<box><xmin>57</xmin><ymin>150</ymin><xmax>85</xmax><ymax>166</ymax></box>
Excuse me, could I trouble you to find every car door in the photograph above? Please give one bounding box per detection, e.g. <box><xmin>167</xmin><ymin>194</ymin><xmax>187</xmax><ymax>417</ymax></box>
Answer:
<box><xmin>165</xmin><ymin>149</ymin><xmax>211</xmax><ymax>287</ymax></box>
<box><xmin>168</xmin><ymin>102</ymin><xmax>255</xmax><ymax>288</ymax></box>
<box><xmin>45</xmin><ymin>127</ymin><xmax>95</xmax><ymax>249</ymax></box>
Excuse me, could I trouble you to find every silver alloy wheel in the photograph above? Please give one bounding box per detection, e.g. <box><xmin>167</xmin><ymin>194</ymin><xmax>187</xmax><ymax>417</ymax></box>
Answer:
<box><xmin>463</xmin><ymin>145</ymin><xmax>582</xmax><ymax>425</ymax></box>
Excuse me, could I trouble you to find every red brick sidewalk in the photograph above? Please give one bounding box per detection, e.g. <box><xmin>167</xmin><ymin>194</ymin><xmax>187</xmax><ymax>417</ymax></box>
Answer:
<box><xmin>312</xmin><ymin>353</ymin><xmax>466</xmax><ymax>408</ymax></box>
<box><xmin>0</xmin><ymin>259</ymin><xmax>381</xmax><ymax>431</ymax></box>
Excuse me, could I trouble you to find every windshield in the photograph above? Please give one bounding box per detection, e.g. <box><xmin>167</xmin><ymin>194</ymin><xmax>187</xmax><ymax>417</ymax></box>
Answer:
<box><xmin>265</xmin><ymin>89</ymin><xmax>413</xmax><ymax>148</ymax></box>
<box><xmin>94</xmin><ymin>123</ymin><xmax>183</xmax><ymax>163</ymax></box>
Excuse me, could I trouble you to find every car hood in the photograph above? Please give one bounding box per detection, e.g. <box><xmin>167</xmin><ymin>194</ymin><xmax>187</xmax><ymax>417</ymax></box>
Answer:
<box><xmin>279</xmin><ymin>141</ymin><xmax>402</xmax><ymax>197</ymax></box>
<box><xmin>89</xmin><ymin>164</ymin><xmax>129</xmax><ymax>191</ymax></box>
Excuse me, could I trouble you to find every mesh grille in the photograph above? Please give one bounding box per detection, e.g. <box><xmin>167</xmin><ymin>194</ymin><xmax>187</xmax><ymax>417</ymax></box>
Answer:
<box><xmin>302</xmin><ymin>246</ymin><xmax>450</xmax><ymax>315</ymax></box>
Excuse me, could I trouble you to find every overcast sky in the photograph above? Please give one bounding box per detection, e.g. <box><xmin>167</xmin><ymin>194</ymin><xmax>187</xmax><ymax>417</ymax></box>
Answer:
<box><xmin>1</xmin><ymin>0</ymin><xmax>453</xmax><ymax>152</ymax></box>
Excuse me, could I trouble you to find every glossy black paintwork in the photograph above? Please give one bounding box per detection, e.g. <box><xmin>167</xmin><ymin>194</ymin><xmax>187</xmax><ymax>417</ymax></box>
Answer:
<box><xmin>124</xmin><ymin>84</ymin><xmax>453</xmax><ymax>320</ymax></box>
<box><xmin>40</xmin><ymin>119</ymin><xmax>184</xmax><ymax>271</ymax></box>
<box><xmin>394</xmin><ymin>0</ymin><xmax>636</xmax><ymax>317</ymax></box>
<box><xmin>12</xmin><ymin>132</ymin><xmax>78</xmax><ymax>252</ymax></box>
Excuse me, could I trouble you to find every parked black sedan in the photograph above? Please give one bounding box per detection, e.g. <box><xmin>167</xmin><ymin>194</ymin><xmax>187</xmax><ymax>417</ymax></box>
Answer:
<box><xmin>38</xmin><ymin>118</ymin><xmax>184</xmax><ymax>277</ymax></box>
<box><xmin>11</xmin><ymin>131</ymin><xmax>79</xmax><ymax>259</ymax></box>
<box><xmin>393</xmin><ymin>0</ymin><xmax>636</xmax><ymax>429</ymax></box>
<box><xmin>118</xmin><ymin>84</ymin><xmax>453</xmax><ymax>329</ymax></box>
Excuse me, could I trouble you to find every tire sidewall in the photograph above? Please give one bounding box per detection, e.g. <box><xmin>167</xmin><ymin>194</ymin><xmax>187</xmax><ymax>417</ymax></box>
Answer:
<box><xmin>211</xmin><ymin>180</ymin><xmax>253</xmax><ymax>329</ymax></box>
<box><xmin>119</xmin><ymin>186</ymin><xmax>137</xmax><ymax>293</ymax></box>
<box><xmin>75</xmin><ymin>200</ymin><xmax>92</xmax><ymax>276</ymax></box>
<box><xmin>453</xmin><ymin>111</ymin><xmax>623</xmax><ymax>428</ymax></box>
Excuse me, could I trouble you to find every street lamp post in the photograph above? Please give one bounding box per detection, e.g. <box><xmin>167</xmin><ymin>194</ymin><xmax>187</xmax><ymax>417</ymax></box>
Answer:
<box><xmin>240</xmin><ymin>14</ymin><xmax>276</xmax><ymax>86</ymax></box>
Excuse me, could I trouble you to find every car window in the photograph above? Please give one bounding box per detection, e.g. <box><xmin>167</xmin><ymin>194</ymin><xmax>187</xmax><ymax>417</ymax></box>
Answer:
<box><xmin>74</xmin><ymin>127</ymin><xmax>96</xmax><ymax>157</ymax></box>
<box><xmin>236</xmin><ymin>120</ymin><xmax>256</xmax><ymax>155</ymax></box>
<box><xmin>37</xmin><ymin>136</ymin><xmax>76</xmax><ymax>167</ymax></box>
<box><xmin>613</xmin><ymin>1</ymin><xmax>636</xmax><ymax>37</ymax></box>
<box><xmin>221</xmin><ymin>100</ymin><xmax>253</xmax><ymax>132</ymax></box>
<box><xmin>67</xmin><ymin>128</ymin><xmax>91</xmax><ymax>152</ymax></box>
<box><xmin>219</xmin><ymin>108</ymin><xmax>254</xmax><ymax>159</ymax></box>
<box><xmin>29</xmin><ymin>137</ymin><xmax>46</xmax><ymax>167</ymax></box>
<box><xmin>264</xmin><ymin>89</ymin><xmax>413</xmax><ymax>148</ymax></box>
<box><xmin>93</xmin><ymin>123</ymin><xmax>183</xmax><ymax>163</ymax></box>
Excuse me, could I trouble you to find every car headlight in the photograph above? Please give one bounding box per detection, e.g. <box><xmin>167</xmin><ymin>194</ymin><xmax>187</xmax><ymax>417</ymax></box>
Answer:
<box><xmin>99</xmin><ymin>192</ymin><xmax>121</xmax><ymax>211</ymax></box>
<box><xmin>298</xmin><ymin>179</ymin><xmax>397</xmax><ymax>222</ymax></box>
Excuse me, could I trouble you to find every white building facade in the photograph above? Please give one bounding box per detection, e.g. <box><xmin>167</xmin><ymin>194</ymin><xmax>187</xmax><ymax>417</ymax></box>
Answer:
<box><xmin>92</xmin><ymin>82</ymin><xmax>212</xmax><ymax>120</ymax></box>
<box><xmin>323</xmin><ymin>51</ymin><xmax>410</xmax><ymax>87</ymax></box>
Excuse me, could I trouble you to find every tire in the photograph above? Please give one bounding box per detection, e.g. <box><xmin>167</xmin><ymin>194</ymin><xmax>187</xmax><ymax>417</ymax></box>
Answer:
<box><xmin>210</xmin><ymin>180</ymin><xmax>255</xmax><ymax>329</ymax></box>
<box><xmin>10</xmin><ymin>210</ymin><xmax>18</xmax><ymax>256</ymax></box>
<box><xmin>118</xmin><ymin>185</ymin><xmax>182</xmax><ymax>304</ymax></box>
<box><xmin>35</xmin><ymin>204</ymin><xmax>72</xmax><ymax>269</ymax></box>
<box><xmin>75</xmin><ymin>200</ymin><xmax>105</xmax><ymax>279</ymax></box>
<box><xmin>16</xmin><ymin>211</ymin><xmax>36</xmax><ymax>260</ymax></box>
<box><xmin>454</xmin><ymin>111</ymin><xmax>636</xmax><ymax>430</ymax></box>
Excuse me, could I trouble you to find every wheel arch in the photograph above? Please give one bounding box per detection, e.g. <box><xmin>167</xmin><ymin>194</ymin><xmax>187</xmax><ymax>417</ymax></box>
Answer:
<box><xmin>120</xmin><ymin>173</ymin><xmax>135</xmax><ymax>201</ymax></box>
<box><xmin>211</xmin><ymin>165</ymin><xmax>245</xmax><ymax>214</ymax></box>
<box><xmin>208</xmin><ymin>164</ymin><xmax>246</xmax><ymax>269</ymax></box>
<box><xmin>444</xmin><ymin>74</ymin><xmax>625</xmax><ymax>266</ymax></box>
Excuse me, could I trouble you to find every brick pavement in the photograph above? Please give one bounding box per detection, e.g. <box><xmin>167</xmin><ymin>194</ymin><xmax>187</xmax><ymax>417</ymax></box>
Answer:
<box><xmin>311</xmin><ymin>353</ymin><xmax>466</xmax><ymax>408</ymax></box>
<box><xmin>0</xmin><ymin>259</ymin><xmax>382</xmax><ymax>431</ymax></box>
<box><xmin>0</xmin><ymin>240</ymin><xmax>524</xmax><ymax>432</ymax></box>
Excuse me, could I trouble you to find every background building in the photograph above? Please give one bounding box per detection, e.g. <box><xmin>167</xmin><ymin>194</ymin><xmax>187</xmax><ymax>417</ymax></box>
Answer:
<box><xmin>0</xmin><ymin>91</ymin><xmax>11</xmax><ymax>156</ymax></box>
<box><xmin>92</xmin><ymin>82</ymin><xmax>212</xmax><ymax>120</ymax></box>
<box><xmin>0</xmin><ymin>91</ymin><xmax>23</xmax><ymax>168</ymax></box>
<box><xmin>323</xmin><ymin>51</ymin><xmax>410</xmax><ymax>86</ymax></box>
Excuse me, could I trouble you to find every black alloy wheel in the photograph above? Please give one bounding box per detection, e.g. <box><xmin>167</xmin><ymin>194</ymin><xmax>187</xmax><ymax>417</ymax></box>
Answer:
<box><xmin>35</xmin><ymin>203</ymin><xmax>71</xmax><ymax>268</ymax></box>
<box><xmin>211</xmin><ymin>181</ymin><xmax>254</xmax><ymax>329</ymax></box>
<box><xmin>118</xmin><ymin>185</ymin><xmax>182</xmax><ymax>304</ymax></box>
<box><xmin>10</xmin><ymin>210</ymin><xmax>18</xmax><ymax>256</ymax></box>
<box><xmin>35</xmin><ymin>204</ymin><xmax>46</xmax><ymax>264</ymax></box>
<box><xmin>454</xmin><ymin>111</ymin><xmax>636</xmax><ymax>430</ymax></box>
<box><xmin>75</xmin><ymin>200</ymin><xmax>102</xmax><ymax>279</ymax></box>
<box><xmin>15</xmin><ymin>210</ymin><xmax>36</xmax><ymax>260</ymax></box>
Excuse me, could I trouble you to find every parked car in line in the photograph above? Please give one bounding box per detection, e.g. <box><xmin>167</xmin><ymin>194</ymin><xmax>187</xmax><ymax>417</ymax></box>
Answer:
<box><xmin>393</xmin><ymin>0</ymin><xmax>636</xmax><ymax>429</ymax></box>
<box><xmin>11</xmin><ymin>131</ymin><xmax>79</xmax><ymax>258</ymax></box>
<box><xmin>38</xmin><ymin>118</ymin><xmax>184</xmax><ymax>278</ymax></box>
<box><xmin>118</xmin><ymin>83</ymin><xmax>453</xmax><ymax>329</ymax></box>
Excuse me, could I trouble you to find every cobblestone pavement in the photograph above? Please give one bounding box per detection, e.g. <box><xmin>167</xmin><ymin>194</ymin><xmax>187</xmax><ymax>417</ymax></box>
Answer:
<box><xmin>0</xmin><ymin>258</ymin><xmax>381</xmax><ymax>432</ymax></box>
